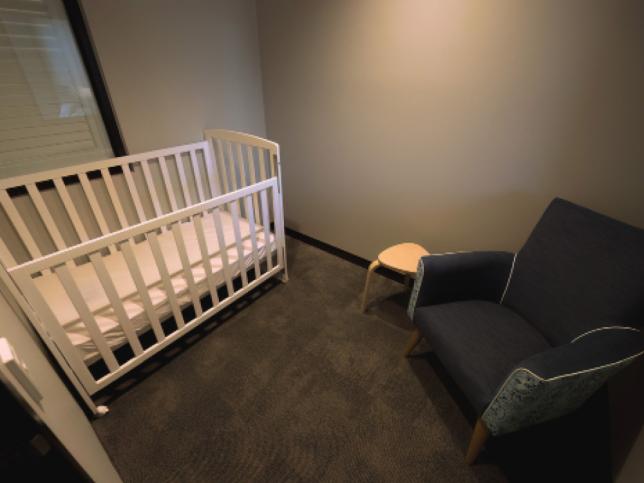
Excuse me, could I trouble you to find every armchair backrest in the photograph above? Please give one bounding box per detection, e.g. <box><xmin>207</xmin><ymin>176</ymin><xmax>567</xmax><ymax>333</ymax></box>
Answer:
<box><xmin>502</xmin><ymin>198</ymin><xmax>644</xmax><ymax>346</ymax></box>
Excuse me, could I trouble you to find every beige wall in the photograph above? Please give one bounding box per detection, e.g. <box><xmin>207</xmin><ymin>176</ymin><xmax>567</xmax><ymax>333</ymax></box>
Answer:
<box><xmin>81</xmin><ymin>0</ymin><xmax>266</xmax><ymax>153</ymax></box>
<box><xmin>257</xmin><ymin>0</ymin><xmax>644</xmax><ymax>259</ymax></box>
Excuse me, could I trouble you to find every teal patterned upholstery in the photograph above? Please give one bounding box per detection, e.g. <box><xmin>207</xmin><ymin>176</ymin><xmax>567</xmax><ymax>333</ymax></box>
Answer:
<box><xmin>407</xmin><ymin>258</ymin><xmax>425</xmax><ymax>319</ymax></box>
<box><xmin>482</xmin><ymin>352</ymin><xmax>640</xmax><ymax>435</ymax></box>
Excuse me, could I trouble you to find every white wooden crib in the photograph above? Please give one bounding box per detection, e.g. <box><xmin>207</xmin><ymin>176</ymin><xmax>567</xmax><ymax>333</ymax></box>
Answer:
<box><xmin>0</xmin><ymin>130</ymin><xmax>287</xmax><ymax>415</ymax></box>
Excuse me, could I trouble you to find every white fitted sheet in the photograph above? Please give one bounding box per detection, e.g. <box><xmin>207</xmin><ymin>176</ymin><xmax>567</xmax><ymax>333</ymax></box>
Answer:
<box><xmin>33</xmin><ymin>211</ymin><xmax>274</xmax><ymax>361</ymax></box>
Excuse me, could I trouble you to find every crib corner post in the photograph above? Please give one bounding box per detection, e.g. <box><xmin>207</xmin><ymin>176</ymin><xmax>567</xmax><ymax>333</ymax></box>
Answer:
<box><xmin>79</xmin><ymin>391</ymin><xmax>107</xmax><ymax>419</ymax></box>
<box><xmin>278</xmin><ymin>242</ymin><xmax>288</xmax><ymax>283</ymax></box>
<box><xmin>278</xmin><ymin>269</ymin><xmax>289</xmax><ymax>284</ymax></box>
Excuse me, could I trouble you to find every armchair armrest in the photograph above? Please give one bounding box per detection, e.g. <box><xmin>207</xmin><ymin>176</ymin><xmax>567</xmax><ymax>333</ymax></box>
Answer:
<box><xmin>407</xmin><ymin>251</ymin><xmax>514</xmax><ymax>319</ymax></box>
<box><xmin>482</xmin><ymin>327</ymin><xmax>644</xmax><ymax>435</ymax></box>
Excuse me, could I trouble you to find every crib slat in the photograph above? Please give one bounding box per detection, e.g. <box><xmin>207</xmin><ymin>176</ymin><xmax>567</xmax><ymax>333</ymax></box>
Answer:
<box><xmin>147</xmin><ymin>231</ymin><xmax>185</xmax><ymax>327</ymax></box>
<box><xmin>120</xmin><ymin>240</ymin><xmax>165</xmax><ymax>342</ymax></box>
<box><xmin>246</xmin><ymin>145</ymin><xmax>261</xmax><ymax>222</ymax></box>
<box><xmin>171</xmin><ymin>223</ymin><xmax>202</xmax><ymax>317</ymax></box>
<box><xmin>55</xmin><ymin>264</ymin><xmax>119</xmax><ymax>372</ymax></box>
<box><xmin>259</xmin><ymin>189</ymin><xmax>273</xmax><ymax>271</ymax></box>
<box><xmin>26</xmin><ymin>183</ymin><xmax>66</xmax><ymax>251</ymax></box>
<box><xmin>226</xmin><ymin>141</ymin><xmax>237</xmax><ymax>191</ymax></box>
<box><xmin>158</xmin><ymin>156</ymin><xmax>178</xmax><ymax>212</ymax></box>
<box><xmin>141</xmin><ymin>159</ymin><xmax>163</xmax><ymax>219</ymax></box>
<box><xmin>100</xmin><ymin>168</ymin><xmax>128</xmax><ymax>228</ymax></box>
<box><xmin>0</xmin><ymin>190</ymin><xmax>43</xmax><ymax>262</ymax></box>
<box><xmin>269</xmin><ymin>150</ymin><xmax>276</xmax><ymax>178</ymax></box>
<box><xmin>244</xmin><ymin>195</ymin><xmax>261</xmax><ymax>277</ymax></box>
<box><xmin>175</xmin><ymin>153</ymin><xmax>192</xmax><ymax>206</ymax></box>
<box><xmin>121</xmin><ymin>164</ymin><xmax>147</xmax><ymax>224</ymax></box>
<box><xmin>236</xmin><ymin>144</ymin><xmax>247</xmax><ymax>217</ymax></box>
<box><xmin>272</xmin><ymin>186</ymin><xmax>284</xmax><ymax>268</ymax></box>
<box><xmin>211</xmin><ymin>208</ymin><xmax>234</xmax><ymax>296</ymax></box>
<box><xmin>79</xmin><ymin>173</ymin><xmax>109</xmax><ymax>233</ymax></box>
<box><xmin>89</xmin><ymin>252</ymin><xmax>144</xmax><ymax>356</ymax></box>
<box><xmin>229</xmin><ymin>201</ymin><xmax>248</xmax><ymax>287</ymax></box>
<box><xmin>189</xmin><ymin>150</ymin><xmax>205</xmax><ymax>202</ymax></box>
<box><xmin>259</xmin><ymin>148</ymin><xmax>267</xmax><ymax>181</ymax></box>
<box><xmin>53</xmin><ymin>178</ymin><xmax>89</xmax><ymax>243</ymax></box>
<box><xmin>193</xmin><ymin>214</ymin><xmax>219</xmax><ymax>304</ymax></box>
<box><xmin>215</xmin><ymin>139</ymin><xmax>229</xmax><ymax>194</ymax></box>
<box><xmin>237</xmin><ymin>143</ymin><xmax>247</xmax><ymax>189</ymax></box>
<box><xmin>0</xmin><ymin>236</ymin><xmax>16</xmax><ymax>267</ymax></box>
<box><xmin>79</xmin><ymin>173</ymin><xmax>115</xmax><ymax>254</ymax></box>
<box><xmin>203</xmin><ymin>142</ymin><xmax>219</xmax><ymax>198</ymax></box>
<box><xmin>246</xmin><ymin>146</ymin><xmax>256</xmax><ymax>185</ymax></box>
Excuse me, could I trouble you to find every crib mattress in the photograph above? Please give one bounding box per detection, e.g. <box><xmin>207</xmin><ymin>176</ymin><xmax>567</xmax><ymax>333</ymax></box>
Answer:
<box><xmin>33</xmin><ymin>211</ymin><xmax>274</xmax><ymax>361</ymax></box>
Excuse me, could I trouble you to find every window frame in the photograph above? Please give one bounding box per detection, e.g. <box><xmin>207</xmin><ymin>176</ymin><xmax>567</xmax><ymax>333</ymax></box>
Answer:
<box><xmin>4</xmin><ymin>0</ymin><xmax>126</xmax><ymax>196</ymax></box>
<box><xmin>61</xmin><ymin>0</ymin><xmax>126</xmax><ymax>158</ymax></box>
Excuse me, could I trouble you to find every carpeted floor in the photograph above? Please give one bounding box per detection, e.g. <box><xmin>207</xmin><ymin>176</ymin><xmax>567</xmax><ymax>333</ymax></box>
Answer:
<box><xmin>92</xmin><ymin>237</ymin><xmax>610</xmax><ymax>482</ymax></box>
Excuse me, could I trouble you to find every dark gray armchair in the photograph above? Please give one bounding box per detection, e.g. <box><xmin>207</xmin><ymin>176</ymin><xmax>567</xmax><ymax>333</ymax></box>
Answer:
<box><xmin>405</xmin><ymin>198</ymin><xmax>644</xmax><ymax>464</ymax></box>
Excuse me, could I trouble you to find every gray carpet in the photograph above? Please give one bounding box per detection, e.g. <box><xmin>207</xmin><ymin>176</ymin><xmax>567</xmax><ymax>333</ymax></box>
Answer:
<box><xmin>93</xmin><ymin>237</ymin><xmax>508</xmax><ymax>482</ymax></box>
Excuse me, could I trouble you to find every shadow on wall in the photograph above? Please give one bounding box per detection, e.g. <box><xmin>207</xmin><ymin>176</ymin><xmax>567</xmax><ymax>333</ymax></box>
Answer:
<box><xmin>285</xmin><ymin>190</ymin><xmax>546</xmax><ymax>258</ymax></box>
<box><xmin>610</xmin><ymin>357</ymin><xmax>644</xmax><ymax>479</ymax></box>
<box><xmin>536</xmin><ymin>0</ymin><xmax>644</xmax><ymax>231</ymax></box>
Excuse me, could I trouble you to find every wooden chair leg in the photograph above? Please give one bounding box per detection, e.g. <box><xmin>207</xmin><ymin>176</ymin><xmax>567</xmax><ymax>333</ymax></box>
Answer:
<box><xmin>403</xmin><ymin>327</ymin><xmax>423</xmax><ymax>357</ymax></box>
<box><xmin>361</xmin><ymin>260</ymin><xmax>381</xmax><ymax>312</ymax></box>
<box><xmin>466</xmin><ymin>418</ymin><xmax>490</xmax><ymax>465</ymax></box>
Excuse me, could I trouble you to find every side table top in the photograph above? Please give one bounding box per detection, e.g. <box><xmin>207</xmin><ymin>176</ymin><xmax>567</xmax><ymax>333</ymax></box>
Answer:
<box><xmin>377</xmin><ymin>242</ymin><xmax>430</xmax><ymax>274</ymax></box>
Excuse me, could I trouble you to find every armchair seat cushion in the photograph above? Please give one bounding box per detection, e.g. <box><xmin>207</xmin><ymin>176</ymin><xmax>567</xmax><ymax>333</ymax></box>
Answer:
<box><xmin>415</xmin><ymin>300</ymin><xmax>551</xmax><ymax>413</ymax></box>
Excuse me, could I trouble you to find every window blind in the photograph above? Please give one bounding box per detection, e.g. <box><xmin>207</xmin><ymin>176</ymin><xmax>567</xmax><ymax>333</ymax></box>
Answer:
<box><xmin>0</xmin><ymin>0</ymin><xmax>112</xmax><ymax>178</ymax></box>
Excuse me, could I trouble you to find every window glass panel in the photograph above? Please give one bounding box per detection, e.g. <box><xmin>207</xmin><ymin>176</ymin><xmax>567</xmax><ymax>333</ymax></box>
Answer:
<box><xmin>0</xmin><ymin>0</ymin><xmax>113</xmax><ymax>178</ymax></box>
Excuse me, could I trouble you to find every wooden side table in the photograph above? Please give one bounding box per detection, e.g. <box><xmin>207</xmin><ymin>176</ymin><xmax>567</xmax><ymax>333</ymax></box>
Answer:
<box><xmin>361</xmin><ymin>242</ymin><xmax>430</xmax><ymax>313</ymax></box>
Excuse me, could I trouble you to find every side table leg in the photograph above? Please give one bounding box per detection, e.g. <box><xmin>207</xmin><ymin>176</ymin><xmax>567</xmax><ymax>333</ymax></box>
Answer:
<box><xmin>361</xmin><ymin>259</ymin><xmax>381</xmax><ymax>313</ymax></box>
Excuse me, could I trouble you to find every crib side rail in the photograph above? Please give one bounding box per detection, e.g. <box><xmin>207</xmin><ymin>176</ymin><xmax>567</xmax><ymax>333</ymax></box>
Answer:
<box><xmin>0</xmin><ymin>140</ymin><xmax>218</xmax><ymax>270</ymax></box>
<box><xmin>8</xmin><ymin>177</ymin><xmax>285</xmax><ymax>395</ymax></box>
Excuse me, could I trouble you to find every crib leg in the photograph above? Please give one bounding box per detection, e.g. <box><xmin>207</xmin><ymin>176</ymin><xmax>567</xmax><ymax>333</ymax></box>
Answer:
<box><xmin>96</xmin><ymin>405</ymin><xmax>110</xmax><ymax>417</ymax></box>
<box><xmin>278</xmin><ymin>271</ymin><xmax>289</xmax><ymax>283</ymax></box>
<box><xmin>278</xmin><ymin>244</ymin><xmax>289</xmax><ymax>283</ymax></box>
